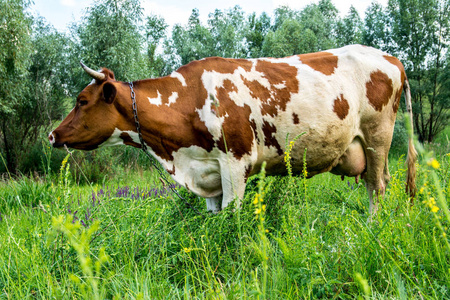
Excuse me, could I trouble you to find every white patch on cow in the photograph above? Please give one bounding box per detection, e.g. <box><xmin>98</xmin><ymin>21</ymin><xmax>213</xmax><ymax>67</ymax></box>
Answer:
<box><xmin>195</xmin><ymin>96</ymin><xmax>225</xmax><ymax>140</ymax></box>
<box><xmin>262</xmin><ymin>55</ymin><xmax>301</xmax><ymax>65</ymax></box>
<box><xmin>101</xmin><ymin>128</ymin><xmax>140</xmax><ymax>147</ymax></box>
<box><xmin>167</xmin><ymin>92</ymin><xmax>178</xmax><ymax>106</ymax></box>
<box><xmin>170</xmin><ymin>71</ymin><xmax>187</xmax><ymax>87</ymax></box>
<box><xmin>166</xmin><ymin>145</ymin><xmax>256</xmax><ymax>210</ymax></box>
<box><xmin>148</xmin><ymin>91</ymin><xmax>162</xmax><ymax>106</ymax></box>
<box><xmin>101</xmin><ymin>128</ymin><xmax>125</xmax><ymax>147</ymax></box>
<box><xmin>274</xmin><ymin>82</ymin><xmax>286</xmax><ymax>89</ymax></box>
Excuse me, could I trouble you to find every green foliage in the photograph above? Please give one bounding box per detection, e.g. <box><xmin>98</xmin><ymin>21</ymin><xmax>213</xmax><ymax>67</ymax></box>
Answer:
<box><xmin>391</xmin><ymin>118</ymin><xmax>409</xmax><ymax>155</ymax></box>
<box><xmin>0</xmin><ymin>0</ymin><xmax>32</xmax><ymax>115</ymax></box>
<box><xmin>145</xmin><ymin>14</ymin><xmax>169</xmax><ymax>77</ymax></box>
<box><xmin>246</xmin><ymin>12</ymin><xmax>271</xmax><ymax>58</ymax></box>
<box><xmin>335</xmin><ymin>6</ymin><xmax>363</xmax><ymax>47</ymax></box>
<box><xmin>262</xmin><ymin>19</ymin><xmax>317</xmax><ymax>57</ymax></box>
<box><xmin>363</xmin><ymin>2</ymin><xmax>390</xmax><ymax>48</ymax></box>
<box><xmin>72</xmin><ymin>0</ymin><xmax>148</xmax><ymax>87</ymax></box>
<box><xmin>1</xmin><ymin>146</ymin><xmax>449</xmax><ymax>298</ymax></box>
<box><xmin>386</xmin><ymin>0</ymin><xmax>450</xmax><ymax>142</ymax></box>
<box><xmin>0</xmin><ymin>0</ymin><xmax>33</xmax><ymax>172</ymax></box>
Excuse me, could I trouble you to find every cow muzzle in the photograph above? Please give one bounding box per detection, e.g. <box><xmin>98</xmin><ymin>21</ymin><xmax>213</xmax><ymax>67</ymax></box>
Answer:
<box><xmin>48</xmin><ymin>131</ymin><xmax>65</xmax><ymax>148</ymax></box>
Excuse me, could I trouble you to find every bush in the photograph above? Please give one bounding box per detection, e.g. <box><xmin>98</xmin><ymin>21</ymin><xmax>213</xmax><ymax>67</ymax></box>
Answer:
<box><xmin>390</xmin><ymin>118</ymin><xmax>409</xmax><ymax>155</ymax></box>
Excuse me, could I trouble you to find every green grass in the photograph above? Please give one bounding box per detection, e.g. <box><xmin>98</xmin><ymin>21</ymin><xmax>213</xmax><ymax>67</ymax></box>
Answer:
<box><xmin>0</xmin><ymin>148</ymin><xmax>449</xmax><ymax>299</ymax></box>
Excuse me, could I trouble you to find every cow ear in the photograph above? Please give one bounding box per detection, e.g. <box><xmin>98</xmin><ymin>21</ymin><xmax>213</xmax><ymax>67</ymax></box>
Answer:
<box><xmin>103</xmin><ymin>82</ymin><xmax>117</xmax><ymax>104</ymax></box>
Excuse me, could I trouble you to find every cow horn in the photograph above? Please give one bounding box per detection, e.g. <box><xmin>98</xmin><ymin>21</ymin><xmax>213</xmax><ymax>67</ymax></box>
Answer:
<box><xmin>80</xmin><ymin>61</ymin><xmax>106</xmax><ymax>81</ymax></box>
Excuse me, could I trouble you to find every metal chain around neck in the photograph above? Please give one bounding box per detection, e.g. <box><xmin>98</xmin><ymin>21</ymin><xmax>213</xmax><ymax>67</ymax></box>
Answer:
<box><xmin>128</xmin><ymin>82</ymin><xmax>206</xmax><ymax>218</ymax></box>
<box><xmin>129</xmin><ymin>82</ymin><xmax>148</xmax><ymax>153</ymax></box>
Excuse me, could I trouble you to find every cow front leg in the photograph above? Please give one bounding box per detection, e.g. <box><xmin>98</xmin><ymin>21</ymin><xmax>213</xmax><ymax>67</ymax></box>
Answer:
<box><xmin>219</xmin><ymin>159</ymin><xmax>248</xmax><ymax>210</ymax></box>
<box><xmin>206</xmin><ymin>196</ymin><xmax>222</xmax><ymax>213</ymax></box>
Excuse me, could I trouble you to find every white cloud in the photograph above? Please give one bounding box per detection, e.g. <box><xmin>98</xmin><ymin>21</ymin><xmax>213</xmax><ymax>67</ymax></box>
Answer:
<box><xmin>142</xmin><ymin>1</ymin><xmax>192</xmax><ymax>28</ymax></box>
<box><xmin>60</xmin><ymin>0</ymin><xmax>77</xmax><ymax>7</ymax></box>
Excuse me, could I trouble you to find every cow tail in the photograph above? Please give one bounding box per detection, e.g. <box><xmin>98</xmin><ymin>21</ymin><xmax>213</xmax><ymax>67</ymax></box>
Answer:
<box><xmin>404</xmin><ymin>78</ymin><xmax>417</xmax><ymax>200</ymax></box>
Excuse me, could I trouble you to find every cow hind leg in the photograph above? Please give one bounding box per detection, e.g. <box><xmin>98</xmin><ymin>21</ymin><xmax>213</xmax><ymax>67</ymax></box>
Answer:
<box><xmin>364</xmin><ymin>147</ymin><xmax>390</xmax><ymax>221</ymax></box>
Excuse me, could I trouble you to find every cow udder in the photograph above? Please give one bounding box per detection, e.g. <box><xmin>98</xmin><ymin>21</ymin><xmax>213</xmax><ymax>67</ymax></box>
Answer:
<box><xmin>330</xmin><ymin>137</ymin><xmax>366</xmax><ymax>179</ymax></box>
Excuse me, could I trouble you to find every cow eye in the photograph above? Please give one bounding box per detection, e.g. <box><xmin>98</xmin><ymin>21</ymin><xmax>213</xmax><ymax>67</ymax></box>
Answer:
<box><xmin>79</xmin><ymin>100</ymin><xmax>88</xmax><ymax>107</ymax></box>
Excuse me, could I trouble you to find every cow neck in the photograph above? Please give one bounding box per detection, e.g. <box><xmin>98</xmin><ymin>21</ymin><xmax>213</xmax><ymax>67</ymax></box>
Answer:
<box><xmin>129</xmin><ymin>81</ymin><xmax>148</xmax><ymax>153</ymax></box>
<box><xmin>124</xmin><ymin>79</ymin><xmax>179</xmax><ymax>161</ymax></box>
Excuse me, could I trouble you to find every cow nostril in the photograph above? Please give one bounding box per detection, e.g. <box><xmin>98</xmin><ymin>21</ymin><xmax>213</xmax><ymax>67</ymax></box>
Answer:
<box><xmin>48</xmin><ymin>132</ymin><xmax>55</xmax><ymax>144</ymax></box>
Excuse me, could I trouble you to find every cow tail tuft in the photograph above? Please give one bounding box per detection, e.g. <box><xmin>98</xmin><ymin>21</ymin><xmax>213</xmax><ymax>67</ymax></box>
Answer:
<box><xmin>404</xmin><ymin>79</ymin><xmax>417</xmax><ymax>201</ymax></box>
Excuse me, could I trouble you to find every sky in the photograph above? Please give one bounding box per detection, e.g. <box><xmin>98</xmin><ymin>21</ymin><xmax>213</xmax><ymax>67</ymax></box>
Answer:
<box><xmin>31</xmin><ymin>0</ymin><xmax>387</xmax><ymax>33</ymax></box>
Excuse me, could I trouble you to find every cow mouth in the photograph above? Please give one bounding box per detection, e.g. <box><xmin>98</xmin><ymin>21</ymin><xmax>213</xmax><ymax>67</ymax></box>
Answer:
<box><xmin>51</xmin><ymin>140</ymin><xmax>99</xmax><ymax>151</ymax></box>
<box><xmin>51</xmin><ymin>142</ymin><xmax>67</xmax><ymax>149</ymax></box>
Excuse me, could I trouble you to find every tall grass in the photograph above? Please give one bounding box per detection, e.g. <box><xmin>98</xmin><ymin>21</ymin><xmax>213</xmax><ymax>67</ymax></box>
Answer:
<box><xmin>0</xmin><ymin>143</ymin><xmax>449</xmax><ymax>298</ymax></box>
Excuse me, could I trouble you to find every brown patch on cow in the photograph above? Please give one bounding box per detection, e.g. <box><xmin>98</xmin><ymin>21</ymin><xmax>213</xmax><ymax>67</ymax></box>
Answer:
<box><xmin>250</xmin><ymin>119</ymin><xmax>259</xmax><ymax>143</ymax></box>
<box><xmin>299</xmin><ymin>52</ymin><xmax>338</xmax><ymax>76</ymax></box>
<box><xmin>262</xmin><ymin>120</ymin><xmax>283</xmax><ymax>156</ymax></box>
<box><xmin>120</xmin><ymin>132</ymin><xmax>141</xmax><ymax>148</ymax></box>
<box><xmin>366</xmin><ymin>70</ymin><xmax>394</xmax><ymax>112</ymax></box>
<box><xmin>178</xmin><ymin>57</ymin><xmax>253</xmax><ymax>75</ymax></box>
<box><xmin>393</xmin><ymin>88</ymin><xmax>402</xmax><ymax>113</ymax></box>
<box><xmin>383</xmin><ymin>55</ymin><xmax>406</xmax><ymax>83</ymax></box>
<box><xmin>241</xmin><ymin>60</ymin><xmax>299</xmax><ymax>117</ymax></box>
<box><xmin>241</xmin><ymin>76</ymin><xmax>278</xmax><ymax>116</ymax></box>
<box><xmin>167</xmin><ymin>165</ymin><xmax>176</xmax><ymax>175</ymax></box>
<box><xmin>333</xmin><ymin>94</ymin><xmax>350</xmax><ymax>120</ymax></box>
<box><xmin>215</xmin><ymin>79</ymin><xmax>254</xmax><ymax>158</ymax></box>
<box><xmin>383</xmin><ymin>55</ymin><xmax>405</xmax><ymax>114</ymax></box>
<box><xmin>292</xmin><ymin>113</ymin><xmax>299</xmax><ymax>124</ymax></box>
<box><xmin>244</xmin><ymin>165</ymin><xmax>252</xmax><ymax>180</ymax></box>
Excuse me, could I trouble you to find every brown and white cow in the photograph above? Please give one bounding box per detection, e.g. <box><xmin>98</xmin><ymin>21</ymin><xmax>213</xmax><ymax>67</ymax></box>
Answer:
<box><xmin>49</xmin><ymin>45</ymin><xmax>417</xmax><ymax>216</ymax></box>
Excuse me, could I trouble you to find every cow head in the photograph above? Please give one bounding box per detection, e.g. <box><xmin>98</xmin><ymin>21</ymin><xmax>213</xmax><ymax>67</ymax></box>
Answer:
<box><xmin>49</xmin><ymin>63</ymin><xmax>127</xmax><ymax>150</ymax></box>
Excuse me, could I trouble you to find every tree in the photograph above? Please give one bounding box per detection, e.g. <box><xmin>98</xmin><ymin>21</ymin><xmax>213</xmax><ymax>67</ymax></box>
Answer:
<box><xmin>299</xmin><ymin>0</ymin><xmax>339</xmax><ymax>51</ymax></box>
<box><xmin>145</xmin><ymin>14</ymin><xmax>169</xmax><ymax>77</ymax></box>
<box><xmin>0</xmin><ymin>0</ymin><xmax>32</xmax><ymax>172</ymax></box>
<box><xmin>207</xmin><ymin>5</ymin><xmax>247</xmax><ymax>58</ymax></box>
<box><xmin>336</xmin><ymin>6</ymin><xmax>363</xmax><ymax>47</ymax></box>
<box><xmin>246</xmin><ymin>12</ymin><xmax>271</xmax><ymax>58</ymax></box>
<box><xmin>387</xmin><ymin>0</ymin><xmax>450</xmax><ymax>142</ymax></box>
<box><xmin>27</xmin><ymin>18</ymin><xmax>70</xmax><ymax>133</ymax></box>
<box><xmin>363</xmin><ymin>2</ymin><xmax>390</xmax><ymax>49</ymax></box>
<box><xmin>262</xmin><ymin>19</ymin><xmax>317</xmax><ymax>57</ymax></box>
<box><xmin>72</xmin><ymin>0</ymin><xmax>147</xmax><ymax>89</ymax></box>
<box><xmin>170</xmin><ymin>9</ymin><xmax>215</xmax><ymax>66</ymax></box>
<box><xmin>170</xmin><ymin>7</ymin><xmax>249</xmax><ymax>66</ymax></box>
<box><xmin>272</xmin><ymin>6</ymin><xmax>299</xmax><ymax>31</ymax></box>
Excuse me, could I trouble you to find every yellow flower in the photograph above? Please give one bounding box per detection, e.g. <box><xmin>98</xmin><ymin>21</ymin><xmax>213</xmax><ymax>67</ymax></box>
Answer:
<box><xmin>427</xmin><ymin>158</ymin><xmax>440</xmax><ymax>169</ymax></box>
<box><xmin>183</xmin><ymin>248</ymin><xmax>191</xmax><ymax>253</ymax></box>
<box><xmin>262</xmin><ymin>204</ymin><xmax>266</xmax><ymax>212</ymax></box>
<box><xmin>424</xmin><ymin>197</ymin><xmax>440</xmax><ymax>213</ymax></box>
<box><xmin>254</xmin><ymin>208</ymin><xmax>261</xmax><ymax>215</ymax></box>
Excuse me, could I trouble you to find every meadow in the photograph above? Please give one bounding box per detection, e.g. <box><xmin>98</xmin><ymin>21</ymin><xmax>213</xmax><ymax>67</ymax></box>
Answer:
<box><xmin>0</xmin><ymin>135</ymin><xmax>449</xmax><ymax>299</ymax></box>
